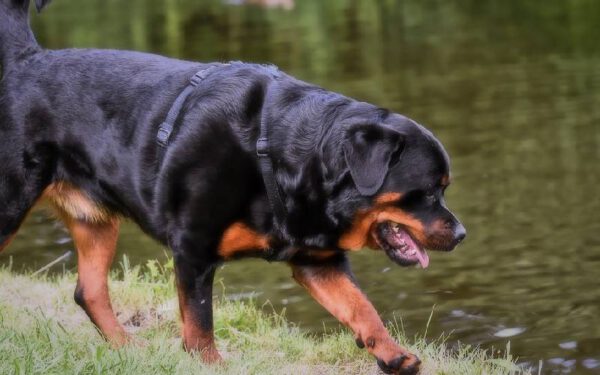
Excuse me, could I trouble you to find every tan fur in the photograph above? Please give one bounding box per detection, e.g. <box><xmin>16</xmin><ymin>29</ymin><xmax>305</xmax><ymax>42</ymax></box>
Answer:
<box><xmin>39</xmin><ymin>182</ymin><xmax>127</xmax><ymax>346</ymax></box>
<box><xmin>42</xmin><ymin>182</ymin><xmax>111</xmax><ymax>223</ymax></box>
<box><xmin>291</xmin><ymin>264</ymin><xmax>420</xmax><ymax>370</ymax></box>
<box><xmin>338</xmin><ymin>192</ymin><xmax>426</xmax><ymax>251</ymax></box>
<box><xmin>217</xmin><ymin>222</ymin><xmax>269</xmax><ymax>258</ymax></box>
<box><xmin>63</xmin><ymin>214</ymin><xmax>129</xmax><ymax>346</ymax></box>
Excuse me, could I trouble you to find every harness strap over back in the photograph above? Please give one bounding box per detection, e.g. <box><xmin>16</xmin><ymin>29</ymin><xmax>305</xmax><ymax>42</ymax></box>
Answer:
<box><xmin>156</xmin><ymin>65</ymin><xmax>219</xmax><ymax>162</ymax></box>
<box><xmin>156</xmin><ymin>64</ymin><xmax>288</xmax><ymax>228</ymax></box>
<box><xmin>256</xmin><ymin>87</ymin><xmax>288</xmax><ymax>224</ymax></box>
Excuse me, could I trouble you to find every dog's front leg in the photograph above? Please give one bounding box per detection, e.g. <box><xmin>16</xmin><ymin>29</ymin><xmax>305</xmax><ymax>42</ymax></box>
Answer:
<box><xmin>173</xmin><ymin>247</ymin><xmax>221</xmax><ymax>364</ymax></box>
<box><xmin>291</xmin><ymin>257</ymin><xmax>421</xmax><ymax>375</ymax></box>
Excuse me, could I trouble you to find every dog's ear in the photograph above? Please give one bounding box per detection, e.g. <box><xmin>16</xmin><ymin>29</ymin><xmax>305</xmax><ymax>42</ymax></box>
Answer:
<box><xmin>35</xmin><ymin>0</ymin><xmax>51</xmax><ymax>12</ymax></box>
<box><xmin>343</xmin><ymin>124</ymin><xmax>405</xmax><ymax>196</ymax></box>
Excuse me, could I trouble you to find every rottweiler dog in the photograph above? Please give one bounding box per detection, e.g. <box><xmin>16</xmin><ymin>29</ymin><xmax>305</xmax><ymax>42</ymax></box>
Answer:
<box><xmin>0</xmin><ymin>1</ymin><xmax>465</xmax><ymax>374</ymax></box>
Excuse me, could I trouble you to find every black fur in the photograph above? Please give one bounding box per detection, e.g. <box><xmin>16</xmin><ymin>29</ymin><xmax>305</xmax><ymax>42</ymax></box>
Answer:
<box><xmin>343</xmin><ymin>122</ymin><xmax>405</xmax><ymax>196</ymax></box>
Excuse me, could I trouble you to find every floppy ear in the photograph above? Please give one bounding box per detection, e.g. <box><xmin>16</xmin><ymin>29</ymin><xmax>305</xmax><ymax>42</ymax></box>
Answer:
<box><xmin>343</xmin><ymin>124</ymin><xmax>405</xmax><ymax>196</ymax></box>
<box><xmin>35</xmin><ymin>0</ymin><xmax>51</xmax><ymax>12</ymax></box>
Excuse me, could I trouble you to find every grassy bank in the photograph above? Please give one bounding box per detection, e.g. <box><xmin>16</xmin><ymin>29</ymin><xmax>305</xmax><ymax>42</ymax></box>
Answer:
<box><xmin>0</xmin><ymin>258</ymin><xmax>526</xmax><ymax>375</ymax></box>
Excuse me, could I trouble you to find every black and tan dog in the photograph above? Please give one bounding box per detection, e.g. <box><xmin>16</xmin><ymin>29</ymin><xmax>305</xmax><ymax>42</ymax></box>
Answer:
<box><xmin>0</xmin><ymin>1</ymin><xmax>465</xmax><ymax>374</ymax></box>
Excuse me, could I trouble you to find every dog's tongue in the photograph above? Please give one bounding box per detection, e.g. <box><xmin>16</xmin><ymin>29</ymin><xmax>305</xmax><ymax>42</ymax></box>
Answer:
<box><xmin>390</xmin><ymin>226</ymin><xmax>430</xmax><ymax>269</ymax></box>
<box><xmin>415</xmin><ymin>248</ymin><xmax>430</xmax><ymax>269</ymax></box>
<box><xmin>400</xmin><ymin>228</ymin><xmax>429</xmax><ymax>268</ymax></box>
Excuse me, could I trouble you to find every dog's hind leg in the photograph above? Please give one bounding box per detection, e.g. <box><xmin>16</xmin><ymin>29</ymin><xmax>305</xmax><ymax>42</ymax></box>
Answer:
<box><xmin>60</xmin><ymin>213</ymin><xmax>130</xmax><ymax>346</ymax></box>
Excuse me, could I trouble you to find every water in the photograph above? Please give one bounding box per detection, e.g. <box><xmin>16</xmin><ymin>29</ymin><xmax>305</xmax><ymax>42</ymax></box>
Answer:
<box><xmin>2</xmin><ymin>1</ymin><xmax>599</xmax><ymax>373</ymax></box>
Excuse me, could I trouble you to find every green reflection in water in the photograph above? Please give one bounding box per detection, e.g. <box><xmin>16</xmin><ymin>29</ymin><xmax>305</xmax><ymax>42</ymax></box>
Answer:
<box><xmin>2</xmin><ymin>0</ymin><xmax>599</xmax><ymax>373</ymax></box>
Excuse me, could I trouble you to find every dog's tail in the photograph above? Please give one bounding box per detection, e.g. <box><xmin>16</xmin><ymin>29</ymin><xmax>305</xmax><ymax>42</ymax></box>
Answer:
<box><xmin>0</xmin><ymin>0</ymin><xmax>51</xmax><ymax>66</ymax></box>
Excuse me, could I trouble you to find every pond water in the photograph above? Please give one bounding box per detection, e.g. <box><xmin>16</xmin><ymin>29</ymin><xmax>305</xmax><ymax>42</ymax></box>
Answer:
<box><xmin>2</xmin><ymin>1</ymin><xmax>599</xmax><ymax>373</ymax></box>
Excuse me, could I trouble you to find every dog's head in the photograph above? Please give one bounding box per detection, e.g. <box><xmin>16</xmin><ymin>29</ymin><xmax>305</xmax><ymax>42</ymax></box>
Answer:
<box><xmin>326</xmin><ymin>103</ymin><xmax>466</xmax><ymax>268</ymax></box>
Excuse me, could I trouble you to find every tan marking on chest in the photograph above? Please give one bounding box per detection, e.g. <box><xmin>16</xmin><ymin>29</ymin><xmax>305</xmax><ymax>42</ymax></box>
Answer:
<box><xmin>217</xmin><ymin>222</ymin><xmax>269</xmax><ymax>258</ymax></box>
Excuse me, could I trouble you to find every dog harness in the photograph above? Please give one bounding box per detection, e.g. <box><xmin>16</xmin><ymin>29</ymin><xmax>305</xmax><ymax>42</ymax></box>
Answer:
<box><xmin>156</xmin><ymin>65</ymin><xmax>220</xmax><ymax>150</ymax></box>
<box><xmin>156</xmin><ymin>64</ymin><xmax>288</xmax><ymax>226</ymax></box>
<box><xmin>256</xmin><ymin>79</ymin><xmax>288</xmax><ymax>225</ymax></box>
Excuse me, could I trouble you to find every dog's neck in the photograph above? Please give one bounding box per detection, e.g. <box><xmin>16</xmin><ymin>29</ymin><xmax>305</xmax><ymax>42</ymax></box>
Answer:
<box><xmin>0</xmin><ymin>1</ymin><xmax>40</xmax><ymax>69</ymax></box>
<box><xmin>260</xmin><ymin>88</ymin><xmax>353</xmax><ymax>247</ymax></box>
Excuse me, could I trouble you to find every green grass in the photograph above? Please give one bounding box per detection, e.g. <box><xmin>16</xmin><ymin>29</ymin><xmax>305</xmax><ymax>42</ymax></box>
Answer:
<box><xmin>0</xmin><ymin>258</ymin><xmax>528</xmax><ymax>375</ymax></box>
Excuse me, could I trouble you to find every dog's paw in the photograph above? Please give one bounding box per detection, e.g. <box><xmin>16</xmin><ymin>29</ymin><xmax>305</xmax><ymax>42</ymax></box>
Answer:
<box><xmin>376</xmin><ymin>353</ymin><xmax>421</xmax><ymax>375</ymax></box>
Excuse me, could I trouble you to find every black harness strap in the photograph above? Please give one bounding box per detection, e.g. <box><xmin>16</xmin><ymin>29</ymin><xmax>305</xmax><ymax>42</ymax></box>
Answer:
<box><xmin>156</xmin><ymin>63</ymin><xmax>288</xmax><ymax>228</ymax></box>
<box><xmin>256</xmin><ymin>88</ymin><xmax>288</xmax><ymax>224</ymax></box>
<box><xmin>156</xmin><ymin>65</ymin><xmax>219</xmax><ymax>160</ymax></box>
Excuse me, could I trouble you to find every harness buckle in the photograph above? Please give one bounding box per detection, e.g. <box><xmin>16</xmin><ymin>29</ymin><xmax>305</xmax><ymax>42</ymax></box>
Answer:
<box><xmin>190</xmin><ymin>66</ymin><xmax>216</xmax><ymax>86</ymax></box>
<box><xmin>156</xmin><ymin>123</ymin><xmax>172</xmax><ymax>147</ymax></box>
<box><xmin>189</xmin><ymin>72</ymin><xmax>204</xmax><ymax>87</ymax></box>
<box><xmin>256</xmin><ymin>137</ymin><xmax>269</xmax><ymax>157</ymax></box>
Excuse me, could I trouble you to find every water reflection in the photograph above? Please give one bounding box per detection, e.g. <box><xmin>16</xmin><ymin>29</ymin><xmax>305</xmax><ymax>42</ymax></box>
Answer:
<box><xmin>2</xmin><ymin>1</ymin><xmax>599</xmax><ymax>373</ymax></box>
<box><xmin>227</xmin><ymin>0</ymin><xmax>294</xmax><ymax>10</ymax></box>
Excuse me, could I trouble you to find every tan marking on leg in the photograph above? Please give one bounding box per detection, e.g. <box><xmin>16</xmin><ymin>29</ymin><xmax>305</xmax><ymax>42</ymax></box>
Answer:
<box><xmin>65</xmin><ymin>215</ymin><xmax>129</xmax><ymax>346</ymax></box>
<box><xmin>291</xmin><ymin>264</ymin><xmax>420</xmax><ymax>371</ymax></box>
<box><xmin>47</xmin><ymin>183</ymin><xmax>128</xmax><ymax>346</ymax></box>
<box><xmin>176</xmin><ymin>281</ymin><xmax>222</xmax><ymax>363</ymax></box>
<box><xmin>217</xmin><ymin>222</ymin><xmax>269</xmax><ymax>258</ymax></box>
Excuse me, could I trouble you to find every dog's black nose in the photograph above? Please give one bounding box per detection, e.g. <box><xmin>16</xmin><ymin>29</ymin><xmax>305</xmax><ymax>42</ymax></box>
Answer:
<box><xmin>454</xmin><ymin>223</ymin><xmax>466</xmax><ymax>244</ymax></box>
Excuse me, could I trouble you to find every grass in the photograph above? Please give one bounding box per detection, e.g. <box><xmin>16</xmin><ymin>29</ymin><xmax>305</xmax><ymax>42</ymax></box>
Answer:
<box><xmin>0</xmin><ymin>257</ymin><xmax>528</xmax><ymax>375</ymax></box>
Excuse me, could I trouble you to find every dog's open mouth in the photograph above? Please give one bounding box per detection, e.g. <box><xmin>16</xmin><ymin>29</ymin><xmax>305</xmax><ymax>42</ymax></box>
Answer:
<box><xmin>373</xmin><ymin>221</ymin><xmax>430</xmax><ymax>268</ymax></box>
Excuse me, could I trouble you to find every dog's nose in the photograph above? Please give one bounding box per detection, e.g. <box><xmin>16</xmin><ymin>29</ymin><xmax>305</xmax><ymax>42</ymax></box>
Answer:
<box><xmin>454</xmin><ymin>223</ymin><xmax>466</xmax><ymax>244</ymax></box>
